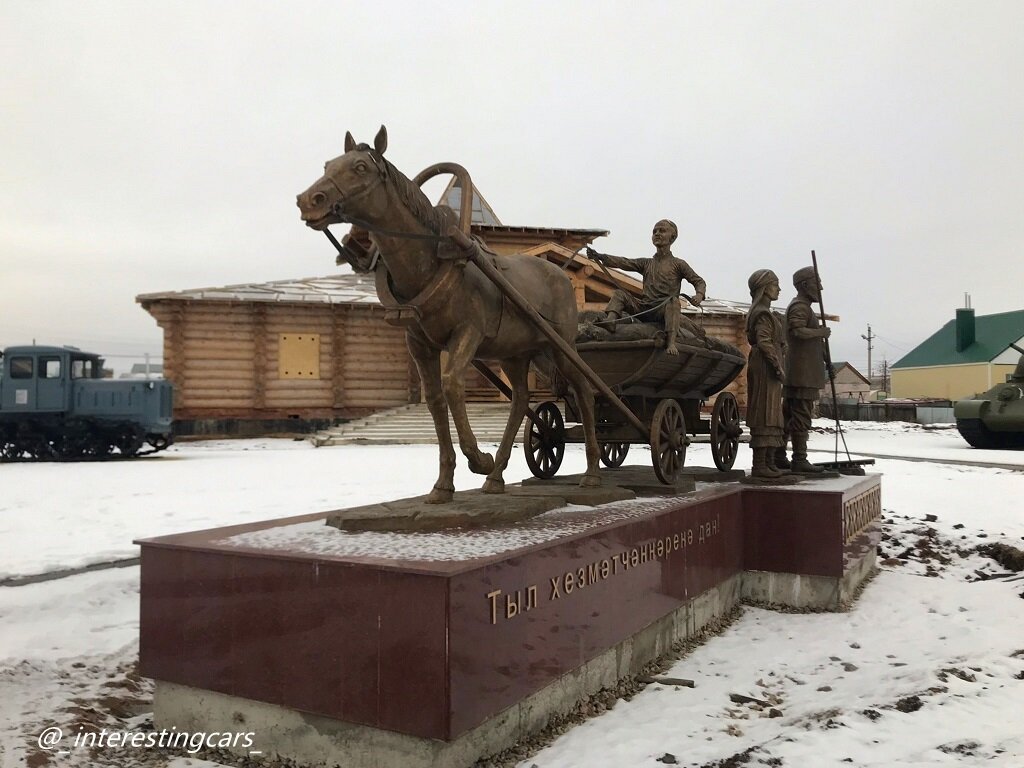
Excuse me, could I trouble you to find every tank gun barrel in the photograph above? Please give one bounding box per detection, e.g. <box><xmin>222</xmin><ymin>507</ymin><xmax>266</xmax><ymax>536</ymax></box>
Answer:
<box><xmin>1010</xmin><ymin>342</ymin><xmax>1024</xmax><ymax>356</ymax></box>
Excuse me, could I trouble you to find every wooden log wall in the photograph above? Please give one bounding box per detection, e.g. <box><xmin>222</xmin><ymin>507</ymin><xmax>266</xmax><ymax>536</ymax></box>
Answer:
<box><xmin>340</xmin><ymin>306</ymin><xmax>412</xmax><ymax>409</ymax></box>
<box><xmin>145</xmin><ymin>300</ymin><xmax>412</xmax><ymax>420</ymax></box>
<box><xmin>174</xmin><ymin>302</ymin><xmax>257</xmax><ymax>412</ymax></box>
<box><xmin>145</xmin><ymin>299</ymin><xmax>752</xmax><ymax>420</ymax></box>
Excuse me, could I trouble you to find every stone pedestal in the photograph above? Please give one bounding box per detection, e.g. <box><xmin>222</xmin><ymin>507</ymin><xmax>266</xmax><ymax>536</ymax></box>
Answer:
<box><xmin>137</xmin><ymin>474</ymin><xmax>880</xmax><ymax>768</ymax></box>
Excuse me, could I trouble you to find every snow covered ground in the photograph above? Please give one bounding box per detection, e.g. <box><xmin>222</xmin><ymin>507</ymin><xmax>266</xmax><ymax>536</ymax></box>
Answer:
<box><xmin>1</xmin><ymin>424</ymin><xmax>1022</xmax><ymax>767</ymax></box>
<box><xmin>807</xmin><ymin>418</ymin><xmax>1024</xmax><ymax>468</ymax></box>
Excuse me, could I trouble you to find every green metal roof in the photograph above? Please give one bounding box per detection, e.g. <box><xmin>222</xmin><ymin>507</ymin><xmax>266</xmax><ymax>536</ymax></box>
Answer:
<box><xmin>892</xmin><ymin>309</ymin><xmax>1024</xmax><ymax>368</ymax></box>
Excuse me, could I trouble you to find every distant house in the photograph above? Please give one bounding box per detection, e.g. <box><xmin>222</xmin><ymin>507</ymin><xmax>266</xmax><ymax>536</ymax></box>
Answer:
<box><xmin>891</xmin><ymin>307</ymin><xmax>1024</xmax><ymax>399</ymax></box>
<box><xmin>822</xmin><ymin>361</ymin><xmax>871</xmax><ymax>402</ymax></box>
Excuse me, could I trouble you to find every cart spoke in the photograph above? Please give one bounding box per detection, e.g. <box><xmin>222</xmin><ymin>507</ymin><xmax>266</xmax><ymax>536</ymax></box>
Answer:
<box><xmin>525</xmin><ymin>402</ymin><xmax>565</xmax><ymax>479</ymax></box>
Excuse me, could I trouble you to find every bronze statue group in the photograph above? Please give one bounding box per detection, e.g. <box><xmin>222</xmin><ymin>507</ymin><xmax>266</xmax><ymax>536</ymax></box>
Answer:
<box><xmin>745</xmin><ymin>266</ymin><xmax>830</xmax><ymax>480</ymax></box>
<box><xmin>587</xmin><ymin>221</ymin><xmax>830</xmax><ymax>481</ymax></box>
<box><xmin>299</xmin><ymin>125</ymin><xmax>836</xmax><ymax>494</ymax></box>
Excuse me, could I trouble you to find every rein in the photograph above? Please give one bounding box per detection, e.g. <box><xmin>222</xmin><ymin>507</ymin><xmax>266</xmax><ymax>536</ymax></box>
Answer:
<box><xmin>321</xmin><ymin>181</ymin><xmax>449</xmax><ymax>267</ymax></box>
<box><xmin>327</xmin><ymin>209</ymin><xmax>447</xmax><ymax>242</ymax></box>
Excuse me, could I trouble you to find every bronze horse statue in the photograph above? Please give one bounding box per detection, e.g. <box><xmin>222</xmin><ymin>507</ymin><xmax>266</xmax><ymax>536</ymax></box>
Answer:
<box><xmin>296</xmin><ymin>126</ymin><xmax>601</xmax><ymax>503</ymax></box>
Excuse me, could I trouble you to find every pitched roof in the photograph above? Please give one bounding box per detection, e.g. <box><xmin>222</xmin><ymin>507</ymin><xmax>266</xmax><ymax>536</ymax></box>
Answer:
<box><xmin>436</xmin><ymin>181</ymin><xmax>608</xmax><ymax>240</ymax></box>
<box><xmin>136</xmin><ymin>274</ymin><xmax>380</xmax><ymax>306</ymax></box>
<box><xmin>830</xmin><ymin>361</ymin><xmax>872</xmax><ymax>386</ymax></box>
<box><xmin>438</xmin><ymin>178</ymin><xmax>502</xmax><ymax>226</ymax></box>
<box><xmin>892</xmin><ymin>309</ymin><xmax>1024</xmax><ymax>368</ymax></box>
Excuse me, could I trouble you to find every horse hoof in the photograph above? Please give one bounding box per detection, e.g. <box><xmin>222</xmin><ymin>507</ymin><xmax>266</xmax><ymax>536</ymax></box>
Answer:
<box><xmin>469</xmin><ymin>452</ymin><xmax>495</xmax><ymax>475</ymax></box>
<box><xmin>578</xmin><ymin>473</ymin><xmax>602</xmax><ymax>488</ymax></box>
<box><xmin>481</xmin><ymin>478</ymin><xmax>505</xmax><ymax>494</ymax></box>
<box><xmin>426</xmin><ymin>486</ymin><xmax>454</xmax><ymax>504</ymax></box>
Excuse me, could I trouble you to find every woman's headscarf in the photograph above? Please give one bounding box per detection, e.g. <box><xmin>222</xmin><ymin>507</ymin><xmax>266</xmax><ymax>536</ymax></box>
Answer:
<box><xmin>745</xmin><ymin>269</ymin><xmax>779</xmax><ymax>341</ymax></box>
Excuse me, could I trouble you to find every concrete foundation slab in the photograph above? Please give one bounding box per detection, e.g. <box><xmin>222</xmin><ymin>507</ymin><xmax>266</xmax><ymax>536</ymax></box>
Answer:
<box><xmin>153</xmin><ymin>575</ymin><xmax>743</xmax><ymax>768</ymax></box>
<box><xmin>138</xmin><ymin>474</ymin><xmax>881</xmax><ymax>768</ymax></box>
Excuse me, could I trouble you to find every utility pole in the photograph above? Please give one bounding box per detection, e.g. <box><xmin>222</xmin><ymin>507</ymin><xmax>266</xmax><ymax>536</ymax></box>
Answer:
<box><xmin>861</xmin><ymin>324</ymin><xmax>874</xmax><ymax>381</ymax></box>
<box><xmin>881</xmin><ymin>358</ymin><xmax>889</xmax><ymax>392</ymax></box>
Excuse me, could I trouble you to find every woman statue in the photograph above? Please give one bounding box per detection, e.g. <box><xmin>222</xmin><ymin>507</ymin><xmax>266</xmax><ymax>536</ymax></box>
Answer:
<box><xmin>745</xmin><ymin>270</ymin><xmax>786</xmax><ymax>479</ymax></box>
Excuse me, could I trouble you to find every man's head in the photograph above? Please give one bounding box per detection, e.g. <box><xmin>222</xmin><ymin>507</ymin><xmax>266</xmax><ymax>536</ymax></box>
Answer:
<box><xmin>651</xmin><ymin>219</ymin><xmax>678</xmax><ymax>249</ymax></box>
<box><xmin>793</xmin><ymin>266</ymin><xmax>822</xmax><ymax>301</ymax></box>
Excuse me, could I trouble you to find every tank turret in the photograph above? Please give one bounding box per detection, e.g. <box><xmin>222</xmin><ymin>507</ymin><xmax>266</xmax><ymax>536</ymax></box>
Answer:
<box><xmin>954</xmin><ymin>342</ymin><xmax>1024</xmax><ymax>449</ymax></box>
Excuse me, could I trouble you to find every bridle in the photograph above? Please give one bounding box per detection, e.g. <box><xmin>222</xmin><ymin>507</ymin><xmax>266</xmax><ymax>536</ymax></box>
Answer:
<box><xmin>324</xmin><ymin>150</ymin><xmax>447</xmax><ymax>244</ymax></box>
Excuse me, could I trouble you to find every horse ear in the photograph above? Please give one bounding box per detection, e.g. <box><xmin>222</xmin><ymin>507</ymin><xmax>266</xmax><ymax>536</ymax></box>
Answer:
<box><xmin>374</xmin><ymin>125</ymin><xmax>388</xmax><ymax>155</ymax></box>
<box><xmin>345</xmin><ymin>131</ymin><xmax>356</xmax><ymax>153</ymax></box>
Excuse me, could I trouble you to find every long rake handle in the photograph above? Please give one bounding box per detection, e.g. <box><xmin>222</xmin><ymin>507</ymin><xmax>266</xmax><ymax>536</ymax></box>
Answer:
<box><xmin>811</xmin><ymin>250</ymin><xmax>852</xmax><ymax>462</ymax></box>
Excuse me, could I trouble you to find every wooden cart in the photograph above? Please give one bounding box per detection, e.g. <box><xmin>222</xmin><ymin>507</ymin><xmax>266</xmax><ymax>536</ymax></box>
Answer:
<box><xmin>405</xmin><ymin>165</ymin><xmax>745</xmax><ymax>487</ymax></box>
<box><xmin>524</xmin><ymin>336</ymin><xmax>746</xmax><ymax>483</ymax></box>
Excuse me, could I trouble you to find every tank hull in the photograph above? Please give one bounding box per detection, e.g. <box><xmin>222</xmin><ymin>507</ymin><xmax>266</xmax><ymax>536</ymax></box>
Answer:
<box><xmin>953</xmin><ymin>365</ymin><xmax>1024</xmax><ymax>449</ymax></box>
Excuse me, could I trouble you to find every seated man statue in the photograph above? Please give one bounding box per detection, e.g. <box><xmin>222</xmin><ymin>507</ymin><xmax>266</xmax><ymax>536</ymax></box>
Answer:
<box><xmin>585</xmin><ymin>219</ymin><xmax>706</xmax><ymax>355</ymax></box>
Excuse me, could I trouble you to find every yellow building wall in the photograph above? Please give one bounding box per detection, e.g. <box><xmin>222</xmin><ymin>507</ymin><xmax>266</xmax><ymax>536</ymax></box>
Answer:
<box><xmin>891</xmin><ymin>364</ymin><xmax>1015</xmax><ymax>400</ymax></box>
<box><xmin>994</xmin><ymin>364</ymin><xmax>1017</xmax><ymax>386</ymax></box>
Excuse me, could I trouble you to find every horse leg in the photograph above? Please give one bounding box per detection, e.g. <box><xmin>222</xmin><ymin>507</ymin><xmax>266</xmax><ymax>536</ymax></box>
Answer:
<box><xmin>482</xmin><ymin>355</ymin><xmax>531</xmax><ymax>494</ymax></box>
<box><xmin>442</xmin><ymin>328</ymin><xmax>495</xmax><ymax>476</ymax></box>
<box><xmin>554</xmin><ymin>353</ymin><xmax>602</xmax><ymax>487</ymax></box>
<box><xmin>407</xmin><ymin>333</ymin><xmax>457</xmax><ymax>504</ymax></box>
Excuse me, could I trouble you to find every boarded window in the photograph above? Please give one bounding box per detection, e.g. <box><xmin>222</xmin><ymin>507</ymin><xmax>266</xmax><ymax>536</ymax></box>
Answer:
<box><xmin>278</xmin><ymin>334</ymin><xmax>320</xmax><ymax>379</ymax></box>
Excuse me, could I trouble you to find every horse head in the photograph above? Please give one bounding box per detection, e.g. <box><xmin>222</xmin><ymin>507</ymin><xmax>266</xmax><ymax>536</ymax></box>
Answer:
<box><xmin>296</xmin><ymin>125</ymin><xmax>389</xmax><ymax>231</ymax></box>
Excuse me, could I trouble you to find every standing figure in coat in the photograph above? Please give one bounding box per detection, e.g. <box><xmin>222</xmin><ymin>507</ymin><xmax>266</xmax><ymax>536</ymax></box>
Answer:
<box><xmin>784</xmin><ymin>266</ymin><xmax>831</xmax><ymax>473</ymax></box>
<box><xmin>585</xmin><ymin>219</ymin><xmax>706</xmax><ymax>356</ymax></box>
<box><xmin>745</xmin><ymin>269</ymin><xmax>786</xmax><ymax>479</ymax></box>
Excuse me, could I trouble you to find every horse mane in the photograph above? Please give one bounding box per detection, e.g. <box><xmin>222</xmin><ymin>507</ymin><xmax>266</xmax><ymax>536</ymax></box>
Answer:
<box><xmin>359</xmin><ymin>145</ymin><xmax>455</xmax><ymax>235</ymax></box>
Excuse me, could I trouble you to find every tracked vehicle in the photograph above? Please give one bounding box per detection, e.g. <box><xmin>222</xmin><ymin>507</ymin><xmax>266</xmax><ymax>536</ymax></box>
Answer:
<box><xmin>954</xmin><ymin>342</ymin><xmax>1024</xmax><ymax>449</ymax></box>
<box><xmin>0</xmin><ymin>345</ymin><xmax>173</xmax><ymax>460</ymax></box>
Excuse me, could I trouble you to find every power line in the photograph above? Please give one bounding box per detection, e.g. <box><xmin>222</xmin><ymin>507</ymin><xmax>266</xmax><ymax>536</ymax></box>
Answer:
<box><xmin>873</xmin><ymin>333</ymin><xmax>910</xmax><ymax>353</ymax></box>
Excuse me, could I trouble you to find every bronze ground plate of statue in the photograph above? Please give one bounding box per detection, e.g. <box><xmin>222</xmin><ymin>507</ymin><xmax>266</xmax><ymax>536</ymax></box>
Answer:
<box><xmin>297</xmin><ymin>127</ymin><xmax>746</xmax><ymax>502</ymax></box>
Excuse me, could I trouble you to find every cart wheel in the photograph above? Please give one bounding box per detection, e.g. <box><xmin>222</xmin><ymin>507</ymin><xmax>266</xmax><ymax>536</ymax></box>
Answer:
<box><xmin>650</xmin><ymin>399</ymin><xmax>686</xmax><ymax>484</ymax></box>
<box><xmin>524</xmin><ymin>402</ymin><xmax>565</xmax><ymax>479</ymax></box>
<box><xmin>710</xmin><ymin>391</ymin><xmax>741</xmax><ymax>471</ymax></box>
<box><xmin>600</xmin><ymin>442</ymin><xmax>630</xmax><ymax>468</ymax></box>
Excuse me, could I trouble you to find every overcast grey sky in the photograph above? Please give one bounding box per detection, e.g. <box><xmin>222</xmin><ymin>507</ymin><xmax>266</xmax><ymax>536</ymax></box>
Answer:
<box><xmin>2</xmin><ymin>1</ymin><xmax>1022</xmax><ymax>375</ymax></box>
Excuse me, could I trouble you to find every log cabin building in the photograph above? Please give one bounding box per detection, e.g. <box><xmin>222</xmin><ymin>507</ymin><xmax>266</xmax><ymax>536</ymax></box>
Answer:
<box><xmin>137</xmin><ymin>186</ymin><xmax>754</xmax><ymax>435</ymax></box>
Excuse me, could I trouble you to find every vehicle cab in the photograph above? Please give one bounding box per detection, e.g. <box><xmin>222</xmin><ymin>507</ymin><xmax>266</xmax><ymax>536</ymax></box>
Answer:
<box><xmin>0</xmin><ymin>345</ymin><xmax>104</xmax><ymax>414</ymax></box>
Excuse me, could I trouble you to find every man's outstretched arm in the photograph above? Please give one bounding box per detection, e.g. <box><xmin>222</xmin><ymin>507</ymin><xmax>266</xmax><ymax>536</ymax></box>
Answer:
<box><xmin>585</xmin><ymin>247</ymin><xmax>644</xmax><ymax>274</ymax></box>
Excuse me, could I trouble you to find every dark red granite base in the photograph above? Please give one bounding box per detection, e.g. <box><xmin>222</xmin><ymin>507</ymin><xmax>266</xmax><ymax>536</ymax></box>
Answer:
<box><xmin>137</xmin><ymin>474</ymin><xmax>880</xmax><ymax>742</ymax></box>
